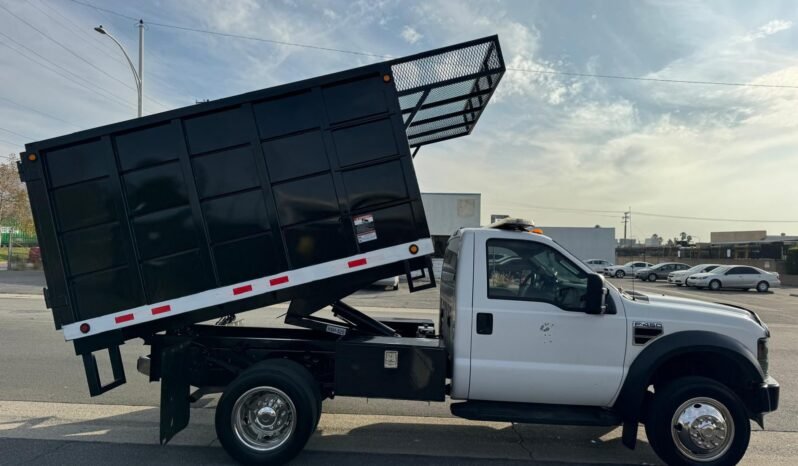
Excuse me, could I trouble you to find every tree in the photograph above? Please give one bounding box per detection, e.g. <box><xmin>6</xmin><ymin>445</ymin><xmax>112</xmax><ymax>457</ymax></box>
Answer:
<box><xmin>0</xmin><ymin>158</ymin><xmax>33</xmax><ymax>235</ymax></box>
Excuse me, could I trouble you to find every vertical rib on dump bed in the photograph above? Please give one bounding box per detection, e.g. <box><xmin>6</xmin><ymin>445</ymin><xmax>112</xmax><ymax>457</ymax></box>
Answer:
<box><xmin>19</xmin><ymin>36</ymin><xmax>505</xmax><ymax>352</ymax></box>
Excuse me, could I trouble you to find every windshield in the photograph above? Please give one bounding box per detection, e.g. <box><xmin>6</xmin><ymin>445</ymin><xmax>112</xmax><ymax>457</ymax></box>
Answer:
<box><xmin>685</xmin><ymin>264</ymin><xmax>716</xmax><ymax>273</ymax></box>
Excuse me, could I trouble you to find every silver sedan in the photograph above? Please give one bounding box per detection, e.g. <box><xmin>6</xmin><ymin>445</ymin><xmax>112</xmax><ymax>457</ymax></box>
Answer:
<box><xmin>686</xmin><ymin>265</ymin><xmax>781</xmax><ymax>292</ymax></box>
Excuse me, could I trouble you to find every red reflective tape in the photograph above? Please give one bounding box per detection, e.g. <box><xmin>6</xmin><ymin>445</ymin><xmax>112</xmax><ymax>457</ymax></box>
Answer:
<box><xmin>348</xmin><ymin>258</ymin><xmax>368</xmax><ymax>268</ymax></box>
<box><xmin>233</xmin><ymin>284</ymin><xmax>253</xmax><ymax>295</ymax></box>
<box><xmin>115</xmin><ymin>313</ymin><xmax>134</xmax><ymax>324</ymax></box>
<box><xmin>269</xmin><ymin>276</ymin><xmax>289</xmax><ymax>286</ymax></box>
<box><xmin>151</xmin><ymin>305</ymin><xmax>171</xmax><ymax>315</ymax></box>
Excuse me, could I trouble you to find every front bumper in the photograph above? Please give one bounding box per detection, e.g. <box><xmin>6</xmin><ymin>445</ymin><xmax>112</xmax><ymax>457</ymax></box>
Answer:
<box><xmin>752</xmin><ymin>376</ymin><xmax>780</xmax><ymax>413</ymax></box>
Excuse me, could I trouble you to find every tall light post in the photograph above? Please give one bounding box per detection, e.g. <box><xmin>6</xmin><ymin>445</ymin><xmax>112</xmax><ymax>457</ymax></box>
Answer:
<box><xmin>95</xmin><ymin>20</ymin><xmax>144</xmax><ymax>117</ymax></box>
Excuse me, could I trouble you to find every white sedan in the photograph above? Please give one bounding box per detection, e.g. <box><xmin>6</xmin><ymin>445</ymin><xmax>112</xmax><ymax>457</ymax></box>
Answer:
<box><xmin>686</xmin><ymin>265</ymin><xmax>781</xmax><ymax>292</ymax></box>
<box><xmin>668</xmin><ymin>264</ymin><xmax>720</xmax><ymax>286</ymax></box>
<box><xmin>604</xmin><ymin>261</ymin><xmax>653</xmax><ymax>278</ymax></box>
<box><xmin>584</xmin><ymin>259</ymin><xmax>613</xmax><ymax>273</ymax></box>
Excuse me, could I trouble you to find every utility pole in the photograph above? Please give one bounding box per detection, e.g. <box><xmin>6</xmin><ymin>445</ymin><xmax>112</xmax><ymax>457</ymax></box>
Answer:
<box><xmin>621</xmin><ymin>210</ymin><xmax>630</xmax><ymax>245</ymax></box>
<box><xmin>137</xmin><ymin>19</ymin><xmax>143</xmax><ymax>118</ymax></box>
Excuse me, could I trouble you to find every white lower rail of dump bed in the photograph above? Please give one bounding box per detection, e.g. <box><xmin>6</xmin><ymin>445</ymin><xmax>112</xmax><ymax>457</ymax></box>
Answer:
<box><xmin>63</xmin><ymin>239</ymin><xmax>434</xmax><ymax>341</ymax></box>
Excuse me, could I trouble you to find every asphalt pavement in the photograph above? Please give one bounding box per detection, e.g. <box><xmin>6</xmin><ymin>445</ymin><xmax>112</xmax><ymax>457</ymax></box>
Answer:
<box><xmin>0</xmin><ymin>271</ymin><xmax>796</xmax><ymax>465</ymax></box>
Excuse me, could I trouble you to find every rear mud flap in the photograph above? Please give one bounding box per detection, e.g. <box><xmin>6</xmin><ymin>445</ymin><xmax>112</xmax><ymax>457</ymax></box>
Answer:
<box><xmin>159</xmin><ymin>342</ymin><xmax>191</xmax><ymax>445</ymax></box>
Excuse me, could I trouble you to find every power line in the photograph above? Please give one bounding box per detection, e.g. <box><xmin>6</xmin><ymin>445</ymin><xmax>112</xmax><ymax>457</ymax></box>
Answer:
<box><xmin>0</xmin><ymin>126</ymin><xmax>35</xmax><ymax>141</ymax></box>
<box><xmin>27</xmin><ymin>0</ymin><xmax>126</xmax><ymax>67</ymax></box>
<box><xmin>0</xmin><ymin>3</ymin><xmax>167</xmax><ymax>109</ymax></box>
<box><xmin>633</xmin><ymin>211</ymin><xmax>798</xmax><ymax>224</ymax></box>
<box><xmin>0</xmin><ymin>96</ymin><xmax>83</xmax><ymax>130</ymax></box>
<box><xmin>0</xmin><ymin>32</ymin><xmax>137</xmax><ymax>110</ymax></box>
<box><xmin>505</xmin><ymin>67</ymin><xmax>798</xmax><ymax>90</ymax></box>
<box><xmin>0</xmin><ymin>137</ymin><xmax>23</xmax><ymax>147</ymax></box>
<box><xmin>65</xmin><ymin>0</ymin><xmax>798</xmax><ymax>90</ymax></box>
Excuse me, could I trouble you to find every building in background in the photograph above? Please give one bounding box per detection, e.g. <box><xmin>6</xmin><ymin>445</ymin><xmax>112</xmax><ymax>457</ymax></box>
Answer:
<box><xmin>538</xmin><ymin>226</ymin><xmax>616</xmax><ymax>264</ymax></box>
<box><xmin>421</xmin><ymin>193</ymin><xmax>481</xmax><ymax>256</ymax></box>
<box><xmin>710</xmin><ymin>230</ymin><xmax>768</xmax><ymax>243</ymax></box>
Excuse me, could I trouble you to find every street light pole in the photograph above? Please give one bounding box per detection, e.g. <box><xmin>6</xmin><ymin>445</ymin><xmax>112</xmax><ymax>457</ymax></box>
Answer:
<box><xmin>137</xmin><ymin>19</ymin><xmax>143</xmax><ymax>118</ymax></box>
<box><xmin>94</xmin><ymin>21</ymin><xmax>143</xmax><ymax>117</ymax></box>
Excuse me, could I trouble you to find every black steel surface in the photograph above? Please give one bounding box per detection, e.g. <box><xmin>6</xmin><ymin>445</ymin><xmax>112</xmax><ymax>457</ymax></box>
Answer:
<box><xmin>21</xmin><ymin>36</ymin><xmax>503</xmax><ymax>349</ymax></box>
<box><xmin>334</xmin><ymin>336</ymin><xmax>447</xmax><ymax>401</ymax></box>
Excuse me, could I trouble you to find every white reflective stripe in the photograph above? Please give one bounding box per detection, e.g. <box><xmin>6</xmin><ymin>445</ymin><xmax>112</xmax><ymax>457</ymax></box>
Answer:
<box><xmin>62</xmin><ymin>239</ymin><xmax>433</xmax><ymax>341</ymax></box>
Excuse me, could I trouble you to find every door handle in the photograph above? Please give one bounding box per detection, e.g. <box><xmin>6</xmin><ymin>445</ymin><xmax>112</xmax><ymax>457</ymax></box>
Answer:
<box><xmin>476</xmin><ymin>313</ymin><xmax>493</xmax><ymax>335</ymax></box>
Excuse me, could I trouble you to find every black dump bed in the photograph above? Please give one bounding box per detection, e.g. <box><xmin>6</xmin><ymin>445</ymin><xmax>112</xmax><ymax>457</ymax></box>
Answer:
<box><xmin>20</xmin><ymin>36</ymin><xmax>504</xmax><ymax>353</ymax></box>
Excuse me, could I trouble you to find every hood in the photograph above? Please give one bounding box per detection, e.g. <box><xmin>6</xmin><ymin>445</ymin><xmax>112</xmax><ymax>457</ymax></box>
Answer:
<box><xmin>631</xmin><ymin>293</ymin><xmax>766</xmax><ymax>335</ymax></box>
<box><xmin>689</xmin><ymin>272</ymin><xmax>715</xmax><ymax>279</ymax></box>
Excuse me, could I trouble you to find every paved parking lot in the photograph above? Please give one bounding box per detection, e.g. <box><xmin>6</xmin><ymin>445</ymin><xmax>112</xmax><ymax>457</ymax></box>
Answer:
<box><xmin>0</xmin><ymin>272</ymin><xmax>795</xmax><ymax>464</ymax></box>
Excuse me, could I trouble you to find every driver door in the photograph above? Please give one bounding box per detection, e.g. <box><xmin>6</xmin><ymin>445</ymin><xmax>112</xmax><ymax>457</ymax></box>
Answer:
<box><xmin>468</xmin><ymin>233</ymin><xmax>627</xmax><ymax>407</ymax></box>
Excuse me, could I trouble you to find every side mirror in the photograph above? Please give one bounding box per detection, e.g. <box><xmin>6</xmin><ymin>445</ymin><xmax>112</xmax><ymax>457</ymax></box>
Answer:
<box><xmin>585</xmin><ymin>273</ymin><xmax>607</xmax><ymax>315</ymax></box>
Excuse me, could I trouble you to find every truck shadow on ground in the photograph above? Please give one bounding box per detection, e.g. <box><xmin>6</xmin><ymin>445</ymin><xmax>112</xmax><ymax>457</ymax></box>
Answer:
<box><xmin>0</xmin><ymin>406</ymin><xmax>662</xmax><ymax>465</ymax></box>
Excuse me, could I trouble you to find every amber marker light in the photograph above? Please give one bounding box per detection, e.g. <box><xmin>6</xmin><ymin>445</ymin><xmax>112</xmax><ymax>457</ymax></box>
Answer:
<box><xmin>409</xmin><ymin>244</ymin><xmax>419</xmax><ymax>254</ymax></box>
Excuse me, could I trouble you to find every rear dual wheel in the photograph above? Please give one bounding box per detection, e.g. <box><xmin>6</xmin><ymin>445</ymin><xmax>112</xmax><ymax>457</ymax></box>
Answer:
<box><xmin>216</xmin><ymin>360</ymin><xmax>321</xmax><ymax>465</ymax></box>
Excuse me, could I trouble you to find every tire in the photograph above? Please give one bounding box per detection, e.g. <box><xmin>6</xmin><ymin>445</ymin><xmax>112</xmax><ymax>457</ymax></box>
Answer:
<box><xmin>709</xmin><ymin>280</ymin><xmax>722</xmax><ymax>291</ymax></box>
<box><xmin>256</xmin><ymin>359</ymin><xmax>323</xmax><ymax>431</ymax></box>
<box><xmin>393</xmin><ymin>284</ymin><xmax>399</xmax><ymax>291</ymax></box>
<box><xmin>676</xmin><ymin>283</ymin><xmax>683</xmax><ymax>287</ymax></box>
<box><xmin>216</xmin><ymin>360</ymin><xmax>319</xmax><ymax>465</ymax></box>
<box><xmin>648</xmin><ymin>273</ymin><xmax>657</xmax><ymax>282</ymax></box>
<box><xmin>615</xmin><ymin>270</ymin><xmax>625</xmax><ymax>278</ymax></box>
<box><xmin>756</xmin><ymin>281</ymin><xmax>769</xmax><ymax>293</ymax></box>
<box><xmin>645</xmin><ymin>376</ymin><xmax>750</xmax><ymax>466</ymax></box>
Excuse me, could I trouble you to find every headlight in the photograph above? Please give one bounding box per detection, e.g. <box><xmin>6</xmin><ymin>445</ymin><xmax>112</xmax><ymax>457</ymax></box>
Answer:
<box><xmin>757</xmin><ymin>337</ymin><xmax>769</xmax><ymax>374</ymax></box>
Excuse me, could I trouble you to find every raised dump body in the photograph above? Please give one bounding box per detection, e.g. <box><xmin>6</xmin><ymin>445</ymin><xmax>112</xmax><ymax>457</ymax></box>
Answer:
<box><xmin>20</xmin><ymin>36</ymin><xmax>505</xmax><ymax>362</ymax></box>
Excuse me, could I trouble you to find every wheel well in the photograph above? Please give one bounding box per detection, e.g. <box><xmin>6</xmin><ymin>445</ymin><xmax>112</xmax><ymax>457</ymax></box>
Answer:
<box><xmin>645</xmin><ymin>351</ymin><xmax>762</xmax><ymax>418</ymax></box>
<box><xmin>650</xmin><ymin>352</ymin><xmax>746</xmax><ymax>392</ymax></box>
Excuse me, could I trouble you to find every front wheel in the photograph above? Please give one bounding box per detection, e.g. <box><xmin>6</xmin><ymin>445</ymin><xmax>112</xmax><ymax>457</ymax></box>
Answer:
<box><xmin>756</xmin><ymin>281</ymin><xmax>769</xmax><ymax>293</ymax></box>
<box><xmin>216</xmin><ymin>361</ymin><xmax>319</xmax><ymax>465</ymax></box>
<box><xmin>615</xmin><ymin>270</ymin><xmax>625</xmax><ymax>278</ymax></box>
<box><xmin>709</xmin><ymin>280</ymin><xmax>722</xmax><ymax>291</ymax></box>
<box><xmin>648</xmin><ymin>273</ymin><xmax>657</xmax><ymax>282</ymax></box>
<box><xmin>645</xmin><ymin>376</ymin><xmax>750</xmax><ymax>466</ymax></box>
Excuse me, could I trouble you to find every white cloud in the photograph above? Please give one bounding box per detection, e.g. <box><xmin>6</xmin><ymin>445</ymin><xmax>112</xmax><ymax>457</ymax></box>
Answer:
<box><xmin>739</xmin><ymin>19</ymin><xmax>793</xmax><ymax>42</ymax></box>
<box><xmin>400</xmin><ymin>25</ymin><xmax>422</xmax><ymax>44</ymax></box>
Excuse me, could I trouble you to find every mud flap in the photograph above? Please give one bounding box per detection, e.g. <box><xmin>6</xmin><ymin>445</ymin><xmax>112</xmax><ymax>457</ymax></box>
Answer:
<box><xmin>159</xmin><ymin>341</ymin><xmax>191</xmax><ymax>445</ymax></box>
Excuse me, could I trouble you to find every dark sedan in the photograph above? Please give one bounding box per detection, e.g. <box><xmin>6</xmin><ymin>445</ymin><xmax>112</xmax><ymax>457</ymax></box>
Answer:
<box><xmin>635</xmin><ymin>262</ymin><xmax>690</xmax><ymax>282</ymax></box>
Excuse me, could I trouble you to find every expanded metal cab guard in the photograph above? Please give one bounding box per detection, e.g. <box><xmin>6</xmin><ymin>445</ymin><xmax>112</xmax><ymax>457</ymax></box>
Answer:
<box><xmin>20</xmin><ymin>36</ymin><xmax>504</xmax><ymax>396</ymax></box>
<box><xmin>391</xmin><ymin>36</ymin><xmax>505</xmax><ymax>151</ymax></box>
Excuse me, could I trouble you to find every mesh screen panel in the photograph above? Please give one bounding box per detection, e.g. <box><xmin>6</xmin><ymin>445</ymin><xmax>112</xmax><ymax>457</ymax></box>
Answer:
<box><xmin>389</xmin><ymin>36</ymin><xmax>505</xmax><ymax>148</ymax></box>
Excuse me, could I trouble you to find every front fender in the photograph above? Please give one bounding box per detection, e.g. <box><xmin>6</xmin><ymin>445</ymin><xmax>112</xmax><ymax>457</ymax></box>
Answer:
<box><xmin>614</xmin><ymin>330</ymin><xmax>764</xmax><ymax>421</ymax></box>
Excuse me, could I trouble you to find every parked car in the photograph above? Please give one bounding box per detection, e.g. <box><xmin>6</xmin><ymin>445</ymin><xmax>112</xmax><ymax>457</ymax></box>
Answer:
<box><xmin>372</xmin><ymin>276</ymin><xmax>400</xmax><ymax>291</ymax></box>
<box><xmin>584</xmin><ymin>259</ymin><xmax>613</xmax><ymax>273</ymax></box>
<box><xmin>686</xmin><ymin>265</ymin><xmax>781</xmax><ymax>292</ymax></box>
<box><xmin>668</xmin><ymin>264</ymin><xmax>720</xmax><ymax>286</ymax></box>
<box><xmin>635</xmin><ymin>262</ymin><xmax>690</xmax><ymax>282</ymax></box>
<box><xmin>604</xmin><ymin>261</ymin><xmax>653</xmax><ymax>278</ymax></box>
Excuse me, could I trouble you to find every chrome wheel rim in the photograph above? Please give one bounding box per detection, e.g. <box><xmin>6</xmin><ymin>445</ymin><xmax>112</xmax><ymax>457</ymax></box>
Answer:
<box><xmin>232</xmin><ymin>386</ymin><xmax>296</xmax><ymax>452</ymax></box>
<box><xmin>758</xmin><ymin>282</ymin><xmax>768</xmax><ymax>292</ymax></box>
<box><xmin>671</xmin><ymin>397</ymin><xmax>734</xmax><ymax>462</ymax></box>
<box><xmin>710</xmin><ymin>281</ymin><xmax>720</xmax><ymax>290</ymax></box>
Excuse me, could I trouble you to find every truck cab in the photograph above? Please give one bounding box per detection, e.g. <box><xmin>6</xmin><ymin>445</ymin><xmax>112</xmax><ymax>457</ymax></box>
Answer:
<box><xmin>441</xmin><ymin>220</ymin><xmax>778</xmax><ymax>465</ymax></box>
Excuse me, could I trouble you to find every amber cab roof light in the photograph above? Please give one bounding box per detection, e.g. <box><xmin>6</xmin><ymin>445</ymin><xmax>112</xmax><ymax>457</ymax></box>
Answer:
<box><xmin>487</xmin><ymin>217</ymin><xmax>536</xmax><ymax>233</ymax></box>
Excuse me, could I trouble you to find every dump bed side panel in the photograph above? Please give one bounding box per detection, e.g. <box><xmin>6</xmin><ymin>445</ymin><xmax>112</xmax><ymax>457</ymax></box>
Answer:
<box><xmin>22</xmin><ymin>64</ymin><xmax>427</xmax><ymax>331</ymax></box>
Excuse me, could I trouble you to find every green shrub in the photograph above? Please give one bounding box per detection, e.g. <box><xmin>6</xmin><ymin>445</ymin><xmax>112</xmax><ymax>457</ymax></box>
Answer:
<box><xmin>787</xmin><ymin>247</ymin><xmax>798</xmax><ymax>275</ymax></box>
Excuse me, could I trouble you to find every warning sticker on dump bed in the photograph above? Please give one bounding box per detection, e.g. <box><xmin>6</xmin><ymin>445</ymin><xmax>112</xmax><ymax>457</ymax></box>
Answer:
<box><xmin>353</xmin><ymin>214</ymin><xmax>377</xmax><ymax>243</ymax></box>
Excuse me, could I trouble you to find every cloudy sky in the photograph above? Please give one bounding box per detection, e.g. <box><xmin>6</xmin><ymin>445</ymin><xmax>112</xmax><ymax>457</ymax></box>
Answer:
<box><xmin>1</xmin><ymin>0</ymin><xmax>797</xmax><ymax>242</ymax></box>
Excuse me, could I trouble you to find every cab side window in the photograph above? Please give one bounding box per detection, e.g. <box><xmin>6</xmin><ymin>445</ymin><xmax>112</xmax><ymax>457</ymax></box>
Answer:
<box><xmin>487</xmin><ymin>239</ymin><xmax>589</xmax><ymax>312</ymax></box>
